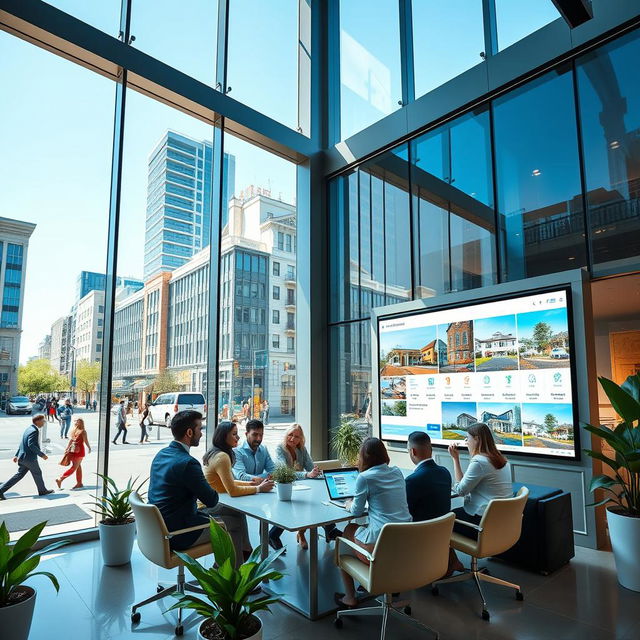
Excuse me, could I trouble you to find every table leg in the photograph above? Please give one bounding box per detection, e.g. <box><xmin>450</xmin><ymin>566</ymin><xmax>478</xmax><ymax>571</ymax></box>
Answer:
<box><xmin>309</xmin><ymin>526</ymin><xmax>318</xmax><ymax>620</ymax></box>
<box><xmin>260</xmin><ymin>520</ymin><xmax>269</xmax><ymax>561</ymax></box>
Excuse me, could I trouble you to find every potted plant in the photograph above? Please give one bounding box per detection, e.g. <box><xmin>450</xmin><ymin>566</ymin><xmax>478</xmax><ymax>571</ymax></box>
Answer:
<box><xmin>331</xmin><ymin>415</ymin><xmax>364</xmax><ymax>467</ymax></box>
<box><xmin>87</xmin><ymin>473</ymin><xmax>146</xmax><ymax>566</ymax></box>
<box><xmin>170</xmin><ymin>519</ymin><xmax>284</xmax><ymax>640</ymax></box>
<box><xmin>271</xmin><ymin>463</ymin><xmax>297</xmax><ymax>501</ymax></box>
<box><xmin>583</xmin><ymin>374</ymin><xmax>640</xmax><ymax>592</ymax></box>
<box><xmin>0</xmin><ymin>521</ymin><xmax>69</xmax><ymax>640</ymax></box>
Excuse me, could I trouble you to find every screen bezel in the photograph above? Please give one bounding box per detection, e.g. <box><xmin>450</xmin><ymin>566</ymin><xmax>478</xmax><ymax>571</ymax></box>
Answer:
<box><xmin>323</xmin><ymin>467</ymin><xmax>359</xmax><ymax>500</ymax></box>
<box><xmin>375</xmin><ymin>284</ymin><xmax>581</xmax><ymax>461</ymax></box>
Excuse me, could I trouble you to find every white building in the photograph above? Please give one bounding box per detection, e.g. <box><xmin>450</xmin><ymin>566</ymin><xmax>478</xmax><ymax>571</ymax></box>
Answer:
<box><xmin>38</xmin><ymin>334</ymin><xmax>51</xmax><ymax>361</ymax></box>
<box><xmin>475</xmin><ymin>332</ymin><xmax>518</xmax><ymax>357</ymax></box>
<box><xmin>73</xmin><ymin>289</ymin><xmax>105</xmax><ymax>364</ymax></box>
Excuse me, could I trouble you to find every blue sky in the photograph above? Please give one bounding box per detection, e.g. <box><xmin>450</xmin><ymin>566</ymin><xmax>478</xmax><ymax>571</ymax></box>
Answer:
<box><xmin>474</xmin><ymin>314</ymin><xmax>517</xmax><ymax>341</ymax></box>
<box><xmin>442</xmin><ymin>402</ymin><xmax>477</xmax><ymax>425</ymax></box>
<box><xmin>521</xmin><ymin>402</ymin><xmax>574</xmax><ymax>425</ymax></box>
<box><xmin>380</xmin><ymin>325</ymin><xmax>437</xmax><ymax>355</ymax></box>
<box><xmin>516</xmin><ymin>308</ymin><xmax>569</xmax><ymax>341</ymax></box>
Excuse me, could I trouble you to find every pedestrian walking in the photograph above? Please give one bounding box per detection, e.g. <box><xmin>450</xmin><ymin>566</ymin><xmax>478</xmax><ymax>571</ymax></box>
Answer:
<box><xmin>262</xmin><ymin>400</ymin><xmax>270</xmax><ymax>426</ymax></box>
<box><xmin>92</xmin><ymin>399</ymin><xmax>97</xmax><ymax>411</ymax></box>
<box><xmin>55</xmin><ymin>418</ymin><xmax>91</xmax><ymax>490</ymax></box>
<box><xmin>112</xmin><ymin>400</ymin><xmax>129</xmax><ymax>444</ymax></box>
<box><xmin>48</xmin><ymin>399</ymin><xmax>58</xmax><ymax>423</ymax></box>
<box><xmin>59</xmin><ymin>398</ymin><xmax>74</xmax><ymax>438</ymax></box>
<box><xmin>139</xmin><ymin>403</ymin><xmax>150</xmax><ymax>443</ymax></box>
<box><xmin>0</xmin><ymin>414</ymin><xmax>54</xmax><ymax>499</ymax></box>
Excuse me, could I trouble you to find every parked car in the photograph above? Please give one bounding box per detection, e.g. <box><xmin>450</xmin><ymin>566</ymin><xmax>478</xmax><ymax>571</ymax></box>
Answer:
<box><xmin>6</xmin><ymin>396</ymin><xmax>33</xmax><ymax>415</ymax></box>
<box><xmin>148</xmin><ymin>392</ymin><xmax>207</xmax><ymax>428</ymax></box>
<box><xmin>550</xmin><ymin>348</ymin><xmax>569</xmax><ymax>359</ymax></box>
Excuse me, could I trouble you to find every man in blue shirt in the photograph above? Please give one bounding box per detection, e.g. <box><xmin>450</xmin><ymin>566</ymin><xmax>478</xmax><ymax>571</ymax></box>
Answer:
<box><xmin>148</xmin><ymin>410</ymin><xmax>219</xmax><ymax>550</ymax></box>
<box><xmin>232</xmin><ymin>419</ymin><xmax>275</xmax><ymax>481</ymax></box>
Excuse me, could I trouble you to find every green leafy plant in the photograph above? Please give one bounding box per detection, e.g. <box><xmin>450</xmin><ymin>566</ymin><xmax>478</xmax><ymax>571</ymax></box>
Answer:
<box><xmin>331</xmin><ymin>415</ymin><xmax>364</xmax><ymax>466</ymax></box>
<box><xmin>583</xmin><ymin>374</ymin><xmax>640</xmax><ymax>517</ymax></box>
<box><xmin>0</xmin><ymin>521</ymin><xmax>69</xmax><ymax>608</ymax></box>
<box><xmin>87</xmin><ymin>474</ymin><xmax>147</xmax><ymax>524</ymax></box>
<box><xmin>169</xmin><ymin>519</ymin><xmax>284</xmax><ymax>640</ymax></box>
<box><xmin>271</xmin><ymin>463</ymin><xmax>297</xmax><ymax>484</ymax></box>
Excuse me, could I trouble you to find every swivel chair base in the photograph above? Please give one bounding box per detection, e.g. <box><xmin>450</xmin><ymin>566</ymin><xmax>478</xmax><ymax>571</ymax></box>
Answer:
<box><xmin>334</xmin><ymin>593</ymin><xmax>439</xmax><ymax>640</ymax></box>
<box><xmin>431</xmin><ymin>557</ymin><xmax>523</xmax><ymax>621</ymax></box>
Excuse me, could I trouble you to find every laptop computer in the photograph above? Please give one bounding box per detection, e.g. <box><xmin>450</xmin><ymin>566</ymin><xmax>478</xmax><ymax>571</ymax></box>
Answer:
<box><xmin>323</xmin><ymin>467</ymin><xmax>359</xmax><ymax>507</ymax></box>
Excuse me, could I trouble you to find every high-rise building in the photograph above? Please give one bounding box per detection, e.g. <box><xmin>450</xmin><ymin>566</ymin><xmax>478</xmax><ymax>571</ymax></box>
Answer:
<box><xmin>38</xmin><ymin>334</ymin><xmax>51</xmax><ymax>361</ymax></box>
<box><xmin>0</xmin><ymin>216</ymin><xmax>36</xmax><ymax>402</ymax></box>
<box><xmin>73</xmin><ymin>289</ymin><xmax>105</xmax><ymax>364</ymax></box>
<box><xmin>143</xmin><ymin>131</ymin><xmax>236</xmax><ymax>280</ymax></box>
<box><xmin>76</xmin><ymin>271</ymin><xmax>143</xmax><ymax>302</ymax></box>
<box><xmin>50</xmin><ymin>314</ymin><xmax>74</xmax><ymax>377</ymax></box>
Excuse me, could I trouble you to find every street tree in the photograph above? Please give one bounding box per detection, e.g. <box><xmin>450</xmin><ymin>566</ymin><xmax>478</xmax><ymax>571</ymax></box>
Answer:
<box><xmin>532</xmin><ymin>322</ymin><xmax>553</xmax><ymax>353</ymax></box>
<box><xmin>543</xmin><ymin>413</ymin><xmax>558</xmax><ymax>434</ymax></box>
<box><xmin>76</xmin><ymin>359</ymin><xmax>101</xmax><ymax>402</ymax></box>
<box><xmin>150</xmin><ymin>368</ymin><xmax>179</xmax><ymax>395</ymax></box>
<box><xmin>17</xmin><ymin>359</ymin><xmax>68</xmax><ymax>396</ymax></box>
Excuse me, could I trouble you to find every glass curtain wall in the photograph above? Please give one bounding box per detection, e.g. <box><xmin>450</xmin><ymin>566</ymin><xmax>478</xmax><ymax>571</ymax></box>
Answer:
<box><xmin>42</xmin><ymin>0</ymin><xmax>121</xmax><ymax>34</ymax></box>
<box><xmin>0</xmin><ymin>32</ymin><xmax>114</xmax><ymax>538</ymax></box>
<box><xmin>495</xmin><ymin>0</ymin><xmax>560</xmax><ymax>51</ymax></box>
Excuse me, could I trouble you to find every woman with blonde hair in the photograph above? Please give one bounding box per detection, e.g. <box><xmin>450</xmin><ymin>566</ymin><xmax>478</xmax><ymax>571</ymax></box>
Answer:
<box><xmin>56</xmin><ymin>417</ymin><xmax>91</xmax><ymax>490</ymax></box>
<box><xmin>269</xmin><ymin>423</ymin><xmax>341</xmax><ymax>551</ymax></box>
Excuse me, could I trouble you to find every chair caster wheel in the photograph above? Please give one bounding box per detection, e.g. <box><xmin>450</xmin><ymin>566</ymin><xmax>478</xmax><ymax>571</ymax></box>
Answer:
<box><xmin>175</xmin><ymin>624</ymin><xmax>184</xmax><ymax>636</ymax></box>
<box><xmin>404</xmin><ymin>605</ymin><xmax>412</xmax><ymax>615</ymax></box>
<box><xmin>431</xmin><ymin>586</ymin><xmax>439</xmax><ymax>596</ymax></box>
<box><xmin>516</xmin><ymin>590</ymin><xmax>524</xmax><ymax>601</ymax></box>
<box><xmin>131</xmin><ymin>611</ymin><xmax>141</xmax><ymax>624</ymax></box>
<box><xmin>482</xmin><ymin>609</ymin><xmax>490</xmax><ymax>621</ymax></box>
<box><xmin>334</xmin><ymin>617</ymin><xmax>343</xmax><ymax>629</ymax></box>
<box><xmin>157</xmin><ymin>584</ymin><xmax>164</xmax><ymax>593</ymax></box>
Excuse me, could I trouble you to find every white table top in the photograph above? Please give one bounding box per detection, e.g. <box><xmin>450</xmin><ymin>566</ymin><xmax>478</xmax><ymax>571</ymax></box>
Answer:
<box><xmin>217</xmin><ymin>478</ymin><xmax>357</xmax><ymax>530</ymax></box>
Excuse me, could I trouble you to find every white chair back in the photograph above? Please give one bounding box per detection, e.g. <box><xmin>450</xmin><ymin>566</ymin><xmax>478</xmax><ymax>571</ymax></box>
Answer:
<box><xmin>129</xmin><ymin>491</ymin><xmax>172</xmax><ymax>568</ymax></box>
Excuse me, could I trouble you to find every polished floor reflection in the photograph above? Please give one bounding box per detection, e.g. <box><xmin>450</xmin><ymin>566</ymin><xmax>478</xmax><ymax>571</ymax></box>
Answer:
<box><xmin>31</xmin><ymin>538</ymin><xmax>638</xmax><ymax>640</ymax></box>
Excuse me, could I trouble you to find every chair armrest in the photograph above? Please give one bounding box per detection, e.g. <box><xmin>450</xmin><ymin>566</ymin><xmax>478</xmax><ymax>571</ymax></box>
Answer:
<box><xmin>165</xmin><ymin>518</ymin><xmax>227</xmax><ymax>539</ymax></box>
<box><xmin>454</xmin><ymin>518</ymin><xmax>483</xmax><ymax>533</ymax></box>
<box><xmin>334</xmin><ymin>536</ymin><xmax>374</xmax><ymax>566</ymax></box>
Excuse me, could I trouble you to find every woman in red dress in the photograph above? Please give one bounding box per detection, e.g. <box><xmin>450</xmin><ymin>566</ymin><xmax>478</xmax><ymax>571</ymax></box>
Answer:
<box><xmin>56</xmin><ymin>418</ymin><xmax>91</xmax><ymax>490</ymax></box>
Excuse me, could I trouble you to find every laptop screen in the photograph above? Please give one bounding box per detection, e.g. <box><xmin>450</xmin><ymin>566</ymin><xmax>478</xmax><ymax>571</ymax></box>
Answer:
<box><xmin>324</xmin><ymin>468</ymin><xmax>359</xmax><ymax>500</ymax></box>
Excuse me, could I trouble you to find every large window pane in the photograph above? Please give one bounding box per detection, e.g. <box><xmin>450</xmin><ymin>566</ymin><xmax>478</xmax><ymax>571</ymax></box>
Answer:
<box><xmin>339</xmin><ymin>0</ymin><xmax>402</xmax><ymax>140</ymax></box>
<box><xmin>0</xmin><ymin>33</ymin><xmax>113</xmax><ymax>538</ymax></box>
<box><xmin>227</xmin><ymin>0</ymin><xmax>301</xmax><ymax>131</ymax></box>
<box><xmin>494</xmin><ymin>68</ymin><xmax>585</xmax><ymax>280</ymax></box>
<box><xmin>577</xmin><ymin>28</ymin><xmax>640</xmax><ymax>272</ymax></box>
<box><xmin>496</xmin><ymin>0</ymin><xmax>560</xmax><ymax>51</ymax></box>
<box><xmin>130</xmin><ymin>0</ymin><xmax>218</xmax><ymax>85</ymax></box>
<box><xmin>43</xmin><ymin>0</ymin><xmax>121</xmax><ymax>34</ymax></box>
<box><xmin>217</xmin><ymin>135</ymin><xmax>297</xmax><ymax>423</ymax></box>
<box><xmin>412</xmin><ymin>0</ymin><xmax>485</xmax><ymax>99</ymax></box>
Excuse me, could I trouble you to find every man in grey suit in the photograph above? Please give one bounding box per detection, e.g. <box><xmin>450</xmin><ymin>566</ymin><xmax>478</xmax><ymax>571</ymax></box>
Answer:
<box><xmin>0</xmin><ymin>413</ymin><xmax>54</xmax><ymax>499</ymax></box>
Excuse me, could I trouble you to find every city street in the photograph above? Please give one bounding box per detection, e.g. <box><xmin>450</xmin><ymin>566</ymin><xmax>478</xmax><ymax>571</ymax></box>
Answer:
<box><xmin>0</xmin><ymin>409</ymin><xmax>291</xmax><ymax>540</ymax></box>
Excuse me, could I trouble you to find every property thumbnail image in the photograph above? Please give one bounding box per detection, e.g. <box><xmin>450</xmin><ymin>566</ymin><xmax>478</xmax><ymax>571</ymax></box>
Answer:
<box><xmin>477</xmin><ymin>402</ymin><xmax>523</xmax><ymax>447</ymax></box>
<box><xmin>474</xmin><ymin>314</ymin><xmax>519</xmax><ymax>372</ymax></box>
<box><xmin>522</xmin><ymin>403</ymin><xmax>575</xmax><ymax>450</ymax></box>
<box><xmin>379</xmin><ymin>325</ymin><xmax>442</xmax><ymax>376</ymax></box>
<box><xmin>441</xmin><ymin>401</ymin><xmax>477</xmax><ymax>440</ymax></box>
<box><xmin>380</xmin><ymin>376</ymin><xmax>406</xmax><ymax>399</ymax></box>
<box><xmin>517</xmin><ymin>308</ymin><xmax>570</xmax><ymax>370</ymax></box>
<box><xmin>381</xmin><ymin>399</ymin><xmax>407</xmax><ymax>417</ymax></box>
<box><xmin>438</xmin><ymin>321</ymin><xmax>475</xmax><ymax>373</ymax></box>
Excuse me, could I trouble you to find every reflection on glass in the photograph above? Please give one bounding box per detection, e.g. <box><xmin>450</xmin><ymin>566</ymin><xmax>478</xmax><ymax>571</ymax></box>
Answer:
<box><xmin>0</xmin><ymin>33</ymin><xmax>113</xmax><ymax>538</ymax></box>
<box><xmin>130</xmin><ymin>0</ymin><xmax>218</xmax><ymax>85</ymax></box>
<box><xmin>494</xmin><ymin>68</ymin><xmax>585</xmax><ymax>280</ymax></box>
<box><xmin>577</xmin><ymin>29</ymin><xmax>640</xmax><ymax>271</ymax></box>
<box><xmin>450</xmin><ymin>213</ymin><xmax>495</xmax><ymax>291</ymax></box>
<box><xmin>496</xmin><ymin>0</ymin><xmax>559</xmax><ymax>51</ymax></box>
<box><xmin>217</xmin><ymin>135</ymin><xmax>297</xmax><ymax>422</ymax></box>
<box><xmin>43</xmin><ymin>0</ymin><xmax>121</xmax><ymax>34</ymax></box>
<box><xmin>339</xmin><ymin>0</ymin><xmax>402</xmax><ymax>139</ymax></box>
<box><xmin>227</xmin><ymin>0</ymin><xmax>301</xmax><ymax>131</ymax></box>
<box><xmin>412</xmin><ymin>0</ymin><xmax>484</xmax><ymax>99</ymax></box>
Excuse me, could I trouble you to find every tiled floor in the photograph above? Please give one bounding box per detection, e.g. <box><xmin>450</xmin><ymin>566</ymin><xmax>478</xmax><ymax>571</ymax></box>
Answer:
<box><xmin>28</xmin><ymin>538</ymin><xmax>639</xmax><ymax>640</ymax></box>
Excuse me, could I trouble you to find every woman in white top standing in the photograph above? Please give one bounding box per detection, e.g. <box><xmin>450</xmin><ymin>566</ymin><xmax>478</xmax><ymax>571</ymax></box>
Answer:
<box><xmin>448</xmin><ymin>422</ymin><xmax>512</xmax><ymax>573</ymax></box>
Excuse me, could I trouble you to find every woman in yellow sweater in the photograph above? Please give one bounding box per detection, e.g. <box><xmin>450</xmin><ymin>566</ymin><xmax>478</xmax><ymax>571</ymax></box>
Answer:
<box><xmin>202</xmin><ymin>421</ymin><xmax>274</xmax><ymax>566</ymax></box>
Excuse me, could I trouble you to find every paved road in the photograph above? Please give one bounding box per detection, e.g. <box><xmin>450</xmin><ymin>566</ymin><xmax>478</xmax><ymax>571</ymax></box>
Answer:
<box><xmin>475</xmin><ymin>357</ymin><xmax>519</xmax><ymax>371</ymax></box>
<box><xmin>520</xmin><ymin>357</ymin><xmax>570</xmax><ymax>370</ymax></box>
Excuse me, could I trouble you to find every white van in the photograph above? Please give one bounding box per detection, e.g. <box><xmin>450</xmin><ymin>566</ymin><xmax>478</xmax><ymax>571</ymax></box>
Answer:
<box><xmin>148</xmin><ymin>392</ymin><xmax>207</xmax><ymax>427</ymax></box>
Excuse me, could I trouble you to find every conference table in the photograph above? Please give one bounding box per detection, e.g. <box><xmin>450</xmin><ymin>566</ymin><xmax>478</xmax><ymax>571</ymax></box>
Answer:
<box><xmin>217</xmin><ymin>478</ymin><xmax>358</xmax><ymax>620</ymax></box>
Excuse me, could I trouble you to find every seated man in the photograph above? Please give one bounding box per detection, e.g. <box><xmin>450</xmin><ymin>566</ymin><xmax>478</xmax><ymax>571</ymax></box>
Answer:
<box><xmin>232</xmin><ymin>419</ymin><xmax>275</xmax><ymax>481</ymax></box>
<box><xmin>148</xmin><ymin>410</ymin><xmax>219</xmax><ymax>550</ymax></box>
<box><xmin>405</xmin><ymin>431</ymin><xmax>452</xmax><ymax>522</ymax></box>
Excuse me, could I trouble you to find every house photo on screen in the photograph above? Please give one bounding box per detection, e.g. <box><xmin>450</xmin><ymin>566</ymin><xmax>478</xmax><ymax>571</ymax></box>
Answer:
<box><xmin>473</xmin><ymin>314</ymin><xmax>519</xmax><ymax>371</ymax></box>
<box><xmin>438</xmin><ymin>321</ymin><xmax>474</xmax><ymax>373</ymax></box>
<box><xmin>379</xmin><ymin>324</ymin><xmax>440</xmax><ymax>375</ymax></box>
<box><xmin>477</xmin><ymin>402</ymin><xmax>523</xmax><ymax>447</ymax></box>
<box><xmin>517</xmin><ymin>307</ymin><xmax>570</xmax><ymax>369</ymax></box>
<box><xmin>522</xmin><ymin>402</ymin><xmax>575</xmax><ymax>450</ymax></box>
<box><xmin>442</xmin><ymin>401</ymin><xmax>478</xmax><ymax>440</ymax></box>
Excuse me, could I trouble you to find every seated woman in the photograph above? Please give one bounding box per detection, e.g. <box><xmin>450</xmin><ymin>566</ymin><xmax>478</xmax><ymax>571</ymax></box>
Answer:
<box><xmin>447</xmin><ymin>422</ymin><xmax>512</xmax><ymax>572</ymax></box>
<box><xmin>270</xmin><ymin>424</ymin><xmax>341</xmax><ymax>551</ymax></box>
<box><xmin>336</xmin><ymin>437</ymin><xmax>411</xmax><ymax>609</ymax></box>
<box><xmin>202</xmin><ymin>420</ymin><xmax>274</xmax><ymax>567</ymax></box>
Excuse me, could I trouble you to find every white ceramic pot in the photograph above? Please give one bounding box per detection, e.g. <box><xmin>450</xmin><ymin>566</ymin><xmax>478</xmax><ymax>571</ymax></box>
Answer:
<box><xmin>0</xmin><ymin>586</ymin><xmax>36</xmax><ymax>640</ymax></box>
<box><xmin>276</xmin><ymin>482</ymin><xmax>293</xmax><ymax>501</ymax></box>
<box><xmin>607</xmin><ymin>507</ymin><xmax>640</xmax><ymax>592</ymax></box>
<box><xmin>198</xmin><ymin>616</ymin><xmax>262</xmax><ymax>640</ymax></box>
<box><xmin>99</xmin><ymin>520</ymin><xmax>136</xmax><ymax>566</ymax></box>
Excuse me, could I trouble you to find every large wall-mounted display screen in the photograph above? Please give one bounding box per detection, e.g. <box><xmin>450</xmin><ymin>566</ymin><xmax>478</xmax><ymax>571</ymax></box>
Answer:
<box><xmin>377</xmin><ymin>288</ymin><xmax>579</xmax><ymax>459</ymax></box>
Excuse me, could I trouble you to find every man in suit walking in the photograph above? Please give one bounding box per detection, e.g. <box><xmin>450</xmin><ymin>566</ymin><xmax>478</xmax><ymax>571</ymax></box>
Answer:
<box><xmin>0</xmin><ymin>414</ymin><xmax>54</xmax><ymax>499</ymax></box>
<box><xmin>405</xmin><ymin>431</ymin><xmax>452</xmax><ymax>522</ymax></box>
<box><xmin>148</xmin><ymin>409</ymin><xmax>219</xmax><ymax>550</ymax></box>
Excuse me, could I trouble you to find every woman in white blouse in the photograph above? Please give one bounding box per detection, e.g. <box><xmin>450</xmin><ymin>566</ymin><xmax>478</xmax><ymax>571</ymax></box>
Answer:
<box><xmin>448</xmin><ymin>422</ymin><xmax>512</xmax><ymax>572</ymax></box>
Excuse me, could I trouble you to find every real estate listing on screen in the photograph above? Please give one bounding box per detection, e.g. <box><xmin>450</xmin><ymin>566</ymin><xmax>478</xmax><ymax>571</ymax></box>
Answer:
<box><xmin>376</xmin><ymin>287</ymin><xmax>580</xmax><ymax>459</ymax></box>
